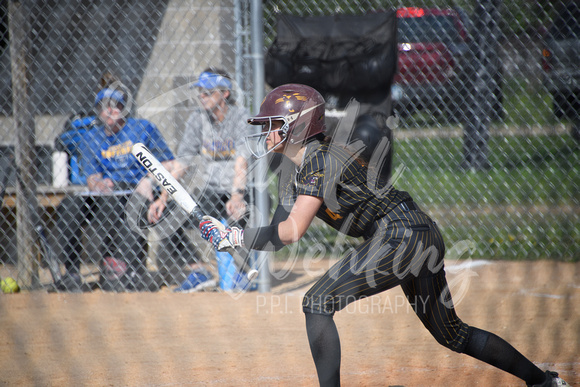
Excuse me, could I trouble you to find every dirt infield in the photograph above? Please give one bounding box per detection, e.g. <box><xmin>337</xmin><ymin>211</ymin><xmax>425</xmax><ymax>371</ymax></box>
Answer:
<box><xmin>0</xmin><ymin>259</ymin><xmax>578</xmax><ymax>387</ymax></box>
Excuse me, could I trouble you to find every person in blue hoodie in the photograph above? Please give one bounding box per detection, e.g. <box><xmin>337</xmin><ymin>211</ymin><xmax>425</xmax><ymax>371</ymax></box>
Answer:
<box><xmin>54</xmin><ymin>85</ymin><xmax>174</xmax><ymax>292</ymax></box>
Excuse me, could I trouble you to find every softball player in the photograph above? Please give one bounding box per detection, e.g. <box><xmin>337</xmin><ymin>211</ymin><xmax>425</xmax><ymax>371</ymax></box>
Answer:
<box><xmin>199</xmin><ymin>84</ymin><xmax>568</xmax><ymax>387</ymax></box>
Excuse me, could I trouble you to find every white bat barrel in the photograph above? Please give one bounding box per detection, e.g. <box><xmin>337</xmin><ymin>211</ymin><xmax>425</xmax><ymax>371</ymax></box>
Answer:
<box><xmin>131</xmin><ymin>143</ymin><xmax>197</xmax><ymax>215</ymax></box>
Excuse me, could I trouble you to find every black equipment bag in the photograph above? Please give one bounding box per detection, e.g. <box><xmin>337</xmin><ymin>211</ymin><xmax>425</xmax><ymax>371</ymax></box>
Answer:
<box><xmin>265</xmin><ymin>11</ymin><xmax>397</xmax><ymax>94</ymax></box>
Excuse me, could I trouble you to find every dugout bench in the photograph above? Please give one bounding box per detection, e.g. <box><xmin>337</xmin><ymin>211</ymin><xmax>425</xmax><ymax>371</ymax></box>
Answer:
<box><xmin>0</xmin><ymin>185</ymin><xmax>88</xmax><ymax>265</ymax></box>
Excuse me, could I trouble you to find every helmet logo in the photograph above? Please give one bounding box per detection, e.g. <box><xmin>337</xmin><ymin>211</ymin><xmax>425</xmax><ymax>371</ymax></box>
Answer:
<box><xmin>275</xmin><ymin>93</ymin><xmax>307</xmax><ymax>102</ymax></box>
<box><xmin>273</xmin><ymin>92</ymin><xmax>309</xmax><ymax>114</ymax></box>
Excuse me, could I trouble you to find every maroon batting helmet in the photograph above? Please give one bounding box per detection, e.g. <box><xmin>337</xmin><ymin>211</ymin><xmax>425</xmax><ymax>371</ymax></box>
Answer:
<box><xmin>246</xmin><ymin>84</ymin><xmax>326</xmax><ymax>158</ymax></box>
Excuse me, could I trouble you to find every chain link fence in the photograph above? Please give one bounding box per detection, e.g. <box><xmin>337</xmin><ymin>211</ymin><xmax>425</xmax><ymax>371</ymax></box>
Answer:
<box><xmin>263</xmin><ymin>0</ymin><xmax>579</xmax><ymax>264</ymax></box>
<box><xmin>0</xmin><ymin>0</ymin><xmax>257</xmax><ymax>292</ymax></box>
<box><xmin>0</xmin><ymin>0</ymin><xmax>578</xmax><ymax>293</ymax></box>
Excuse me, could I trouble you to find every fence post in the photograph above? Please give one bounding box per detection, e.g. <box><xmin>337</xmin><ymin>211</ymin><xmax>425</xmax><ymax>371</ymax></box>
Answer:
<box><xmin>9</xmin><ymin>0</ymin><xmax>40</xmax><ymax>289</ymax></box>
<box><xmin>250</xmin><ymin>0</ymin><xmax>271</xmax><ymax>293</ymax></box>
<box><xmin>462</xmin><ymin>0</ymin><xmax>502</xmax><ymax>170</ymax></box>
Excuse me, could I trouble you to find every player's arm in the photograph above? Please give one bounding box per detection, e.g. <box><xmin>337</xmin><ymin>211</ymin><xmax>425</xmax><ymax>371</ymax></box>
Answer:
<box><xmin>226</xmin><ymin>155</ymin><xmax>249</xmax><ymax>220</ymax></box>
<box><xmin>200</xmin><ymin>194</ymin><xmax>323</xmax><ymax>252</ymax></box>
<box><xmin>87</xmin><ymin>173</ymin><xmax>114</xmax><ymax>193</ymax></box>
<box><xmin>82</xmin><ymin>141</ymin><xmax>113</xmax><ymax>192</ymax></box>
<box><xmin>153</xmin><ymin>159</ymin><xmax>185</xmax><ymax>202</ymax></box>
<box><xmin>147</xmin><ymin>158</ymin><xmax>187</xmax><ymax>223</ymax></box>
<box><xmin>135</xmin><ymin>159</ymin><xmax>176</xmax><ymax>203</ymax></box>
<box><xmin>274</xmin><ymin>194</ymin><xmax>322</xmax><ymax>245</ymax></box>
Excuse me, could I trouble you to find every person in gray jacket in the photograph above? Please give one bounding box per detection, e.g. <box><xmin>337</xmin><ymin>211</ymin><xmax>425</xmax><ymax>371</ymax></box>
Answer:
<box><xmin>147</xmin><ymin>68</ymin><xmax>252</xmax><ymax>291</ymax></box>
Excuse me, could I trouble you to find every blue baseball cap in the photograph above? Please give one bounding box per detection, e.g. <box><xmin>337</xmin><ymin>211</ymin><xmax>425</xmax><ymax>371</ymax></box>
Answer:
<box><xmin>193</xmin><ymin>71</ymin><xmax>232</xmax><ymax>90</ymax></box>
<box><xmin>95</xmin><ymin>88</ymin><xmax>126</xmax><ymax>106</ymax></box>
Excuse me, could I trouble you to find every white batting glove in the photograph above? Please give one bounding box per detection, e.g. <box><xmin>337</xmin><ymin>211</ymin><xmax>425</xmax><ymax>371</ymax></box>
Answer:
<box><xmin>199</xmin><ymin>215</ymin><xmax>244</xmax><ymax>252</ymax></box>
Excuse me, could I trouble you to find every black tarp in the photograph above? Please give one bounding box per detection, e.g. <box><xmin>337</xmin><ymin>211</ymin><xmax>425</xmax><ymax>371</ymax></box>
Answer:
<box><xmin>265</xmin><ymin>11</ymin><xmax>397</xmax><ymax>97</ymax></box>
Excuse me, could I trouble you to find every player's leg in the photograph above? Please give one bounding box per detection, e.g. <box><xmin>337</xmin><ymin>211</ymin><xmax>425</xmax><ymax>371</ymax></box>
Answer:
<box><xmin>55</xmin><ymin>195</ymin><xmax>90</xmax><ymax>275</ymax></box>
<box><xmin>143</xmin><ymin>198</ymin><xmax>202</xmax><ymax>286</ymax></box>
<box><xmin>302</xmin><ymin>227</ymin><xmax>408</xmax><ymax>386</ymax></box>
<box><xmin>54</xmin><ymin>194</ymin><xmax>93</xmax><ymax>290</ymax></box>
<box><xmin>399</xmin><ymin>216</ymin><xmax>553</xmax><ymax>385</ymax></box>
<box><xmin>462</xmin><ymin>327</ymin><xmax>563</xmax><ymax>386</ymax></box>
<box><xmin>170</xmin><ymin>192</ymin><xmax>223</xmax><ymax>292</ymax></box>
<box><xmin>401</xmin><ymin>270</ymin><xmax>550</xmax><ymax>385</ymax></box>
<box><xmin>305</xmin><ymin>312</ymin><xmax>341</xmax><ymax>387</ymax></box>
<box><xmin>96</xmin><ymin>195</ymin><xmax>127</xmax><ymax>290</ymax></box>
<box><xmin>97</xmin><ymin>195</ymin><xmax>153</xmax><ymax>291</ymax></box>
<box><xmin>116</xmin><ymin>196</ymin><xmax>155</xmax><ymax>290</ymax></box>
<box><xmin>158</xmin><ymin>226</ymin><xmax>197</xmax><ymax>285</ymax></box>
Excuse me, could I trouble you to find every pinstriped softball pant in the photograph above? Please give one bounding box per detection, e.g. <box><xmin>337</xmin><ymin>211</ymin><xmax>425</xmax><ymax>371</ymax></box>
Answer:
<box><xmin>303</xmin><ymin>202</ymin><xmax>470</xmax><ymax>352</ymax></box>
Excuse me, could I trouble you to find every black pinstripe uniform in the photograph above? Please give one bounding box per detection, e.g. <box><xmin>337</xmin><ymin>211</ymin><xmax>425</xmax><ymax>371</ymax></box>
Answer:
<box><xmin>277</xmin><ymin>141</ymin><xmax>469</xmax><ymax>352</ymax></box>
<box><xmin>244</xmin><ymin>139</ymin><xmax>551</xmax><ymax>386</ymax></box>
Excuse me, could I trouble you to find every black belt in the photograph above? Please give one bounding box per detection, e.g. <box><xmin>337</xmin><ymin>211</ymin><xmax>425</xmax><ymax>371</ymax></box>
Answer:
<box><xmin>399</xmin><ymin>199</ymin><xmax>419</xmax><ymax>212</ymax></box>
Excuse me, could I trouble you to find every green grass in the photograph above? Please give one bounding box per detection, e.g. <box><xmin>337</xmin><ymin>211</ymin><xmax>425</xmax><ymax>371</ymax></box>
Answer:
<box><xmin>435</xmin><ymin>210</ymin><xmax>579</xmax><ymax>261</ymax></box>
<box><xmin>393</xmin><ymin>135</ymin><xmax>579</xmax><ymax>260</ymax></box>
<box><xmin>398</xmin><ymin>76</ymin><xmax>558</xmax><ymax>129</ymax></box>
<box><xmin>503</xmin><ymin>76</ymin><xmax>557</xmax><ymax>127</ymax></box>
<box><xmin>394</xmin><ymin>135</ymin><xmax>579</xmax><ymax>205</ymax></box>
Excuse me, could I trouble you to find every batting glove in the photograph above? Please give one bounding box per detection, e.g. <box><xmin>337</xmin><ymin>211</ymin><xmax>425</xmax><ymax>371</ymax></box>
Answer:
<box><xmin>199</xmin><ymin>215</ymin><xmax>244</xmax><ymax>252</ymax></box>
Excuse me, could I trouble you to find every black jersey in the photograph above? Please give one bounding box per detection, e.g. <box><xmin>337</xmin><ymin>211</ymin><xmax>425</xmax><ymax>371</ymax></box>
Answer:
<box><xmin>278</xmin><ymin>140</ymin><xmax>412</xmax><ymax>238</ymax></box>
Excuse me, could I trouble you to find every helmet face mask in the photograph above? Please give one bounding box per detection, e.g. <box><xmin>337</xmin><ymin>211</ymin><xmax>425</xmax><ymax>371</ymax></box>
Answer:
<box><xmin>246</xmin><ymin>84</ymin><xmax>325</xmax><ymax>159</ymax></box>
<box><xmin>245</xmin><ymin>116</ymin><xmax>289</xmax><ymax>158</ymax></box>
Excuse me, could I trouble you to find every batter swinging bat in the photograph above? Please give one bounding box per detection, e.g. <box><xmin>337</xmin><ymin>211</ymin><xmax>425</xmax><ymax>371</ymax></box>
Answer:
<box><xmin>131</xmin><ymin>143</ymin><xmax>258</xmax><ymax>282</ymax></box>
